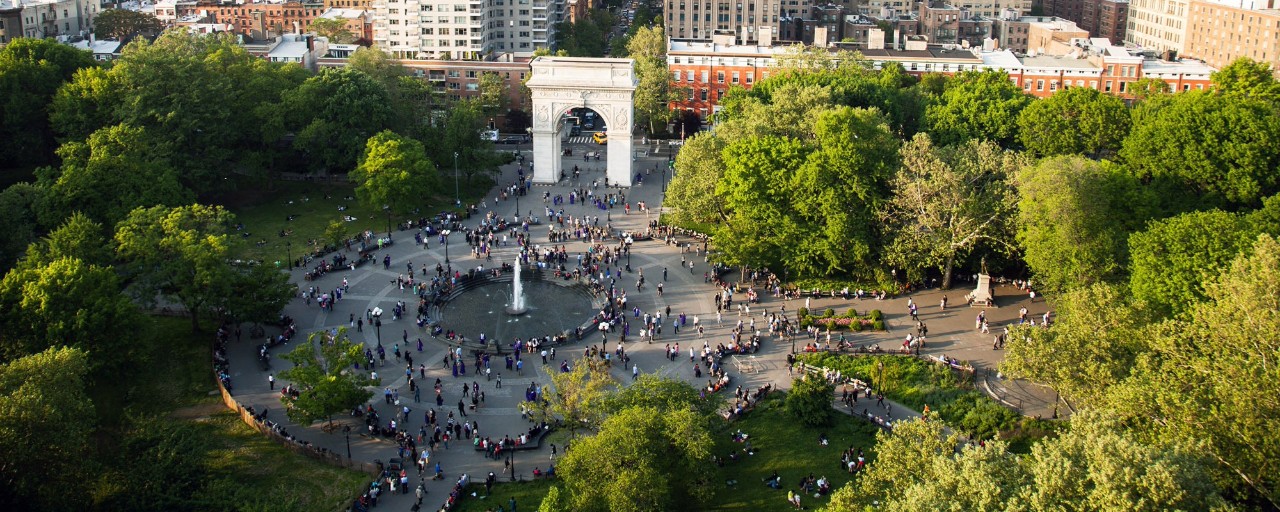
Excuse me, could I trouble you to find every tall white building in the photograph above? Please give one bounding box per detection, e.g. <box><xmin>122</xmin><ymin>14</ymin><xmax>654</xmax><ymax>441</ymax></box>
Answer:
<box><xmin>1125</xmin><ymin>0</ymin><xmax>1189</xmax><ymax>52</ymax></box>
<box><xmin>372</xmin><ymin>0</ymin><xmax>561</xmax><ymax>59</ymax></box>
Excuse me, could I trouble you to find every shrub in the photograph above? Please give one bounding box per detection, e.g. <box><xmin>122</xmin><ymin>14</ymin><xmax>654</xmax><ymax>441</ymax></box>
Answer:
<box><xmin>872</xmin><ymin>320</ymin><xmax>885</xmax><ymax>331</ymax></box>
<box><xmin>797</xmin><ymin>307</ymin><xmax>809</xmax><ymax>318</ymax></box>
<box><xmin>845</xmin><ymin>308</ymin><xmax>858</xmax><ymax>318</ymax></box>
<box><xmin>823</xmin><ymin>308</ymin><xmax>836</xmax><ymax>318</ymax></box>
<box><xmin>851</xmin><ymin>321</ymin><xmax>864</xmax><ymax>332</ymax></box>
<box><xmin>822</xmin><ymin>319</ymin><xmax>837</xmax><ymax>330</ymax></box>
<box><xmin>785</xmin><ymin>375</ymin><xmax>836</xmax><ymax>427</ymax></box>
<box><xmin>869</xmin><ymin>310</ymin><xmax>884</xmax><ymax>321</ymax></box>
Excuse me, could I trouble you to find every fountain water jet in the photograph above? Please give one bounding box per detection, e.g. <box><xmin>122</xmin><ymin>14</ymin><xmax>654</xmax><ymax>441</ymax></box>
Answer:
<box><xmin>506</xmin><ymin>262</ymin><xmax>528</xmax><ymax>315</ymax></box>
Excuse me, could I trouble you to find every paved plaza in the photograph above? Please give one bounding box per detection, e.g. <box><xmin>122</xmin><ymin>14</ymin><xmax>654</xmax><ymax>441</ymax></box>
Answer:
<box><xmin>224</xmin><ymin>145</ymin><xmax>1056</xmax><ymax>510</ymax></box>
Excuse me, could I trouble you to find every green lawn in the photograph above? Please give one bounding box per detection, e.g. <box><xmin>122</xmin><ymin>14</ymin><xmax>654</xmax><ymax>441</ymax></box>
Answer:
<box><xmin>710</xmin><ymin>393</ymin><xmax>879</xmax><ymax>511</ymax></box>
<box><xmin>85</xmin><ymin>315</ymin><xmax>370</xmax><ymax>511</ymax></box>
<box><xmin>197</xmin><ymin>410</ymin><xmax>370</xmax><ymax>512</ymax></box>
<box><xmin>213</xmin><ymin>174</ymin><xmax>496</xmax><ymax>264</ymax></box>
<box><xmin>455</xmin><ymin>393</ymin><xmax>880</xmax><ymax>511</ymax></box>
<box><xmin>451</xmin><ymin>479</ymin><xmax>556</xmax><ymax>512</ymax></box>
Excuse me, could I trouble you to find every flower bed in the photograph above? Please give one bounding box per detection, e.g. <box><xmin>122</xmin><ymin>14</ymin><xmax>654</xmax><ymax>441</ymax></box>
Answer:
<box><xmin>797</xmin><ymin>307</ymin><xmax>886</xmax><ymax>331</ymax></box>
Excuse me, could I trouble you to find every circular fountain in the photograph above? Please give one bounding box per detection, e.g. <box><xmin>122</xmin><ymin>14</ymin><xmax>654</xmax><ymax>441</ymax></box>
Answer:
<box><xmin>436</xmin><ymin>265</ymin><xmax>595</xmax><ymax>343</ymax></box>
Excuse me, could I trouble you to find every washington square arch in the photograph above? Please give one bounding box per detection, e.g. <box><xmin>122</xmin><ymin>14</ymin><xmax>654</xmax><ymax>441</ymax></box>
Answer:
<box><xmin>526</xmin><ymin>56</ymin><xmax>637</xmax><ymax>187</ymax></box>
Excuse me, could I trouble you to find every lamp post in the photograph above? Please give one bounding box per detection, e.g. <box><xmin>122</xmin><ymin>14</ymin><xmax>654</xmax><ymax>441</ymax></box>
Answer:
<box><xmin>383</xmin><ymin>205</ymin><xmax>392</xmax><ymax>237</ymax></box>
<box><xmin>343</xmin><ymin>425</ymin><xmax>352</xmax><ymax>460</ymax></box>
<box><xmin>454</xmin><ymin>152</ymin><xmax>461</xmax><ymax>207</ymax></box>
<box><xmin>442</xmin><ymin>230</ymin><xmax>452</xmax><ymax>273</ymax></box>
<box><xmin>877</xmin><ymin>360</ymin><xmax>886</xmax><ymax>395</ymax></box>
<box><xmin>285</xmin><ymin>241</ymin><xmax>292</xmax><ymax>269</ymax></box>
<box><xmin>372</xmin><ymin>307</ymin><xmax>383</xmax><ymax>344</ymax></box>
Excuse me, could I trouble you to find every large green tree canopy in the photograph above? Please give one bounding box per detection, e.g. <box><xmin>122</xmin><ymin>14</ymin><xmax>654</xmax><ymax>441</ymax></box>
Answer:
<box><xmin>0</xmin><ymin>38</ymin><xmax>96</xmax><ymax>173</ymax></box>
<box><xmin>1120</xmin><ymin>90</ymin><xmax>1280</xmax><ymax>206</ymax></box>
<box><xmin>924</xmin><ymin>69</ymin><xmax>1031</xmax><ymax>147</ymax></box>
<box><xmin>351</xmin><ymin>130</ymin><xmax>441</xmax><ymax>215</ymax></box>
<box><xmin>1016</xmin><ymin>86</ymin><xmax>1130</xmax><ymax>158</ymax></box>
<box><xmin>1015</xmin><ymin>156</ymin><xmax>1152</xmax><ymax>292</ymax></box>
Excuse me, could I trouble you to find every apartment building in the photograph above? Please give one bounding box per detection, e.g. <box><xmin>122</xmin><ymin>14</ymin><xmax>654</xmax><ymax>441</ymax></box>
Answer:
<box><xmin>667</xmin><ymin>36</ymin><xmax>1213</xmax><ymax>116</ymax></box>
<box><xmin>0</xmin><ymin>0</ymin><xmax>99</xmax><ymax>41</ymax></box>
<box><xmin>372</xmin><ymin>0</ymin><xmax>562</xmax><ymax>60</ymax></box>
<box><xmin>1185</xmin><ymin>0</ymin><xmax>1280</xmax><ymax>76</ymax></box>
<box><xmin>1125</xmin><ymin>0</ymin><xmax>1188</xmax><ymax>52</ymax></box>
<box><xmin>200</xmin><ymin>1</ymin><xmax>326</xmax><ymax>40</ymax></box>
<box><xmin>663</xmin><ymin>0</ymin><xmax>784</xmax><ymax>44</ymax></box>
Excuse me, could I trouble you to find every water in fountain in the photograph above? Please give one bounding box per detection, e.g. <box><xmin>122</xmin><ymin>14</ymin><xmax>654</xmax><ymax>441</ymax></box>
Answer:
<box><xmin>507</xmin><ymin>262</ymin><xmax>527</xmax><ymax>315</ymax></box>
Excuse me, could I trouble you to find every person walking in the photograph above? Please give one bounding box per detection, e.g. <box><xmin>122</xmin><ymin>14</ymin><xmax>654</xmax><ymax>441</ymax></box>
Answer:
<box><xmin>268</xmin><ymin>374</ymin><xmax>275</xmax><ymax>390</ymax></box>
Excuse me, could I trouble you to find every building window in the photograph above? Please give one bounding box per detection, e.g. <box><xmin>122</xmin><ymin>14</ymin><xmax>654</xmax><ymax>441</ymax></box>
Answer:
<box><xmin>1105</xmin><ymin>80</ymin><xmax>1113</xmax><ymax>92</ymax></box>
<box><xmin>716</xmin><ymin>71</ymin><xmax>724</xmax><ymax>83</ymax></box>
<box><xmin>731</xmin><ymin>71</ymin><xmax>739</xmax><ymax>83</ymax></box>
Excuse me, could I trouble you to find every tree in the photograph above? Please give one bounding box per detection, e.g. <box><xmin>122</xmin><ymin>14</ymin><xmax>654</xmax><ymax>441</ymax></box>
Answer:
<box><xmin>308</xmin><ymin>17</ymin><xmax>356</xmax><ymax>44</ymax></box>
<box><xmin>924</xmin><ymin>69</ymin><xmax>1031</xmax><ymax>147</ymax></box>
<box><xmin>879</xmin><ymin>134</ymin><xmax>1025</xmax><ymax>288</ymax></box>
<box><xmin>21</xmin><ymin>213</ymin><xmax>112</xmax><ymax>269</ymax></box>
<box><xmin>114</xmin><ymin>204</ymin><xmax>237</xmax><ymax>331</ymax></box>
<box><xmin>39</xmin><ymin>123</ymin><xmax>192</xmax><ymax>225</ymax></box>
<box><xmin>50</xmin><ymin>65</ymin><xmax>118</xmax><ymax>144</ymax></box>
<box><xmin>530</xmin><ymin>358</ymin><xmax>613</xmax><ymax>433</ymax></box>
<box><xmin>1117</xmin><ymin>235</ymin><xmax>1280</xmax><ymax>507</ymax></box>
<box><xmin>1126</xmin><ymin>209</ymin><xmax>1255</xmax><ymax>318</ymax></box>
<box><xmin>93</xmin><ymin>9</ymin><xmax>164</xmax><ymax>39</ymax></box>
<box><xmin>1127</xmin><ymin>76</ymin><xmax>1170</xmax><ymax>101</ymax></box>
<box><xmin>477</xmin><ymin>71</ymin><xmax>509</xmax><ymax>117</ymax></box>
<box><xmin>1018</xmin><ymin>410</ymin><xmax>1228</xmax><ymax>511</ymax></box>
<box><xmin>79</xmin><ymin>30</ymin><xmax>307</xmax><ymax>191</ymax></box>
<box><xmin>788</xmin><ymin>106</ymin><xmax>898</xmax><ymax>277</ymax></box>
<box><xmin>1120</xmin><ymin>91</ymin><xmax>1280</xmax><ymax>206</ymax></box>
<box><xmin>423</xmin><ymin>99</ymin><xmax>505</xmax><ymax>184</ymax></box>
<box><xmin>220</xmin><ymin>264</ymin><xmax>295</xmax><ymax>326</ymax></box>
<box><xmin>0</xmin><ymin>257</ymin><xmax>142</xmax><ymax>372</ymax></box>
<box><xmin>628</xmin><ymin>25</ymin><xmax>676</xmax><ymax>134</ymax></box>
<box><xmin>1210</xmin><ymin>57</ymin><xmax>1280</xmax><ymax>104</ymax></box>
<box><xmin>555</xmin><ymin>406</ymin><xmax>714</xmax><ymax>512</ymax></box>
<box><xmin>0</xmin><ymin>183</ymin><xmax>45</xmax><ymax>271</ymax></box>
<box><xmin>664</xmin><ymin>132</ymin><xmax>727</xmax><ymax>226</ymax></box>
<box><xmin>281</xmin><ymin>68</ymin><xmax>395</xmax><ymax>172</ymax></box>
<box><xmin>0</xmin><ymin>38</ymin><xmax>96</xmax><ymax>172</ymax></box>
<box><xmin>785</xmin><ymin>374</ymin><xmax>835</xmax><ymax>427</ymax></box>
<box><xmin>278</xmin><ymin>328</ymin><xmax>372</xmax><ymax>426</ymax></box>
<box><xmin>350</xmin><ymin>131</ymin><xmax>440</xmax><ymax>215</ymax></box>
<box><xmin>999</xmin><ymin>283</ymin><xmax>1149</xmax><ymax>405</ymax></box>
<box><xmin>1016</xmin><ymin>86</ymin><xmax>1130</xmax><ymax>157</ymax></box>
<box><xmin>605</xmin><ymin>374</ymin><xmax>718</xmax><ymax>419</ymax></box>
<box><xmin>713</xmin><ymin>136</ymin><xmax>809</xmax><ymax>272</ymax></box>
<box><xmin>1014</xmin><ymin>156</ymin><xmax>1152</xmax><ymax>292</ymax></box>
<box><xmin>835</xmin><ymin>414</ymin><xmax>1026</xmax><ymax>511</ymax></box>
<box><xmin>0</xmin><ymin>347</ymin><xmax>94</xmax><ymax>510</ymax></box>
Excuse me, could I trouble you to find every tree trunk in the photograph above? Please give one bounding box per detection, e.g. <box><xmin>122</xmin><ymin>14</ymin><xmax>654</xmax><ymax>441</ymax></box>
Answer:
<box><xmin>941</xmin><ymin>254</ymin><xmax>955</xmax><ymax>290</ymax></box>
<box><xmin>190</xmin><ymin>309</ymin><xmax>201</xmax><ymax>332</ymax></box>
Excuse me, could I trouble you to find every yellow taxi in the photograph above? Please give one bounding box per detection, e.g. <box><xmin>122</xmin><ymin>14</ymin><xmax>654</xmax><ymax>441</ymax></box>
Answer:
<box><xmin>592</xmin><ymin>132</ymin><xmax>607</xmax><ymax>144</ymax></box>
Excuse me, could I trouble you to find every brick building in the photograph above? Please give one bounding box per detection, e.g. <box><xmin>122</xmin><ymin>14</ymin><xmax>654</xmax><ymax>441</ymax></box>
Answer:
<box><xmin>667</xmin><ymin>37</ymin><xmax>1213</xmax><ymax>117</ymax></box>
<box><xmin>1185</xmin><ymin>0</ymin><xmax>1280</xmax><ymax>77</ymax></box>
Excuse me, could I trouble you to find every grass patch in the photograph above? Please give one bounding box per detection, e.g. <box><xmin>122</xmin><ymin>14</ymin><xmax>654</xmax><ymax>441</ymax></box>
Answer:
<box><xmin>213</xmin><ymin>174</ymin><xmax>495</xmax><ymax>264</ymax></box>
<box><xmin>710</xmin><ymin>393</ymin><xmax>879</xmax><ymax>511</ymax></box>
<box><xmin>196</xmin><ymin>410</ymin><xmax>368</xmax><ymax>512</ymax></box>
<box><xmin>451</xmin><ymin>479</ymin><xmax>556</xmax><ymax>512</ymax></box>
<box><xmin>84</xmin><ymin>315</ymin><xmax>369</xmax><ymax>511</ymax></box>
<box><xmin>797</xmin><ymin>353</ymin><xmax>1021</xmax><ymax>439</ymax></box>
<box><xmin>442</xmin><ymin>393</ymin><xmax>879</xmax><ymax>512</ymax></box>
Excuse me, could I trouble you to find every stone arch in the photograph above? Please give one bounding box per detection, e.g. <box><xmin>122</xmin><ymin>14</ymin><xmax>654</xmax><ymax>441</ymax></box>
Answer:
<box><xmin>526</xmin><ymin>57</ymin><xmax>637</xmax><ymax>187</ymax></box>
